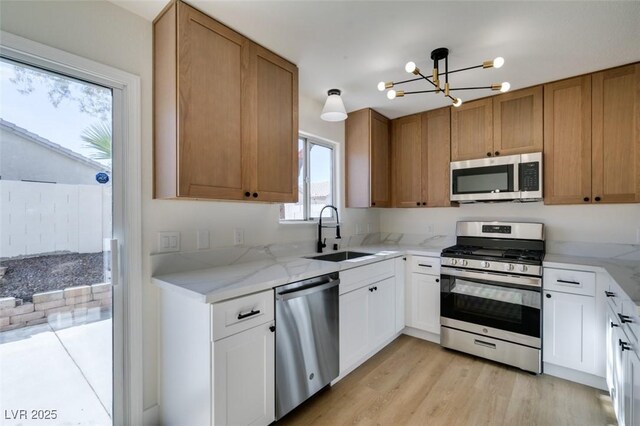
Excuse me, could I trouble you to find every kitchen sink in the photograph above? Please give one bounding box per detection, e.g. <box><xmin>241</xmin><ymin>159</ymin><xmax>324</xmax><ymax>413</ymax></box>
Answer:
<box><xmin>307</xmin><ymin>251</ymin><xmax>372</xmax><ymax>262</ymax></box>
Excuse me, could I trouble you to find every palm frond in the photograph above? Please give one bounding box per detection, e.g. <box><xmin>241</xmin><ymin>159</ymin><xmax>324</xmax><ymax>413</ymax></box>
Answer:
<box><xmin>81</xmin><ymin>122</ymin><xmax>111</xmax><ymax>160</ymax></box>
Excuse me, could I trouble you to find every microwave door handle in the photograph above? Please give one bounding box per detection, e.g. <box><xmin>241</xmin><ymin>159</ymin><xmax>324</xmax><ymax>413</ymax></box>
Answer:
<box><xmin>514</xmin><ymin>162</ymin><xmax>520</xmax><ymax>192</ymax></box>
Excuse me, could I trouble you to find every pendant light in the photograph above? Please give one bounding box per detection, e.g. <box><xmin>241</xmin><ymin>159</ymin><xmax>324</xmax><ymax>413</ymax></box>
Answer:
<box><xmin>321</xmin><ymin>89</ymin><xmax>347</xmax><ymax>121</ymax></box>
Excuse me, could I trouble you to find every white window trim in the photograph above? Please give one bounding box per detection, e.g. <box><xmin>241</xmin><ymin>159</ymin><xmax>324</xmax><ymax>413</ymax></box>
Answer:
<box><xmin>0</xmin><ymin>31</ymin><xmax>143</xmax><ymax>425</ymax></box>
<box><xmin>280</xmin><ymin>130</ymin><xmax>338</xmax><ymax>224</ymax></box>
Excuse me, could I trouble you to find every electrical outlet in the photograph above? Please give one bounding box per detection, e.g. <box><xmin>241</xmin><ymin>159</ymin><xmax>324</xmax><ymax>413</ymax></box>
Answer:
<box><xmin>197</xmin><ymin>230</ymin><xmax>210</xmax><ymax>250</ymax></box>
<box><xmin>355</xmin><ymin>223</ymin><xmax>364</xmax><ymax>235</ymax></box>
<box><xmin>158</xmin><ymin>231</ymin><xmax>180</xmax><ymax>253</ymax></box>
<box><xmin>234</xmin><ymin>228</ymin><xmax>244</xmax><ymax>245</ymax></box>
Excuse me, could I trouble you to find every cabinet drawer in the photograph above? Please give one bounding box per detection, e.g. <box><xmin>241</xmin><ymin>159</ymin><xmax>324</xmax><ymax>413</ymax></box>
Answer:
<box><xmin>211</xmin><ymin>290</ymin><xmax>274</xmax><ymax>341</ymax></box>
<box><xmin>410</xmin><ymin>256</ymin><xmax>441</xmax><ymax>276</ymax></box>
<box><xmin>340</xmin><ymin>259</ymin><xmax>394</xmax><ymax>295</ymax></box>
<box><xmin>543</xmin><ymin>268</ymin><xmax>595</xmax><ymax>296</ymax></box>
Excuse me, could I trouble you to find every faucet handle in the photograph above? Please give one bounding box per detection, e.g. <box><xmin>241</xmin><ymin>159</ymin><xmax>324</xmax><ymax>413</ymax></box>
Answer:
<box><xmin>322</xmin><ymin>238</ymin><xmax>327</xmax><ymax>248</ymax></box>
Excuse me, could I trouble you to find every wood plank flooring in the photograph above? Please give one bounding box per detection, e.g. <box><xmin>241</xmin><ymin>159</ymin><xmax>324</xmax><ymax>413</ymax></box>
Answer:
<box><xmin>278</xmin><ymin>335</ymin><xmax>616</xmax><ymax>426</ymax></box>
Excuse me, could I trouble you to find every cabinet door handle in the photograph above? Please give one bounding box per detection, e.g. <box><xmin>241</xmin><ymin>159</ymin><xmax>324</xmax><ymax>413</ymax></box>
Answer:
<box><xmin>583</xmin><ymin>197</ymin><xmax>590</xmax><ymax>202</ymax></box>
<box><xmin>244</xmin><ymin>191</ymin><xmax>251</xmax><ymax>197</ymax></box>
<box><xmin>486</xmin><ymin>152</ymin><xmax>492</xmax><ymax>157</ymax></box>
<box><xmin>474</xmin><ymin>339</ymin><xmax>496</xmax><ymax>349</ymax></box>
<box><xmin>418</xmin><ymin>264</ymin><xmax>432</xmax><ymax>268</ymax></box>
<box><xmin>369</xmin><ymin>287</ymin><xmax>374</xmax><ymax>292</ymax></box>
<box><xmin>611</xmin><ymin>321</ymin><xmax>619</xmax><ymax>328</ymax></box>
<box><xmin>546</xmin><ymin>293</ymin><xmax>551</xmax><ymax>298</ymax></box>
<box><xmin>618</xmin><ymin>313</ymin><xmax>633</xmax><ymax>324</ymax></box>
<box><xmin>269</xmin><ymin>325</ymin><xmax>276</xmax><ymax>333</ymax></box>
<box><xmin>435</xmin><ymin>278</ymin><xmax>440</xmax><ymax>283</ymax></box>
<box><xmin>595</xmin><ymin>196</ymin><xmax>601</xmax><ymax>202</ymax></box>
<box><xmin>416</xmin><ymin>202</ymin><xmax>420</xmax><ymax>206</ymax></box>
<box><xmin>252</xmin><ymin>192</ymin><xmax>258</xmax><ymax>198</ymax></box>
<box><xmin>237</xmin><ymin>309</ymin><xmax>261</xmax><ymax>320</ymax></box>
<box><xmin>605</xmin><ymin>291</ymin><xmax>616</xmax><ymax>298</ymax></box>
<box><xmin>619</xmin><ymin>339</ymin><xmax>631</xmax><ymax>352</ymax></box>
<box><xmin>422</xmin><ymin>202</ymin><xmax>426</xmax><ymax>206</ymax></box>
<box><xmin>557</xmin><ymin>279</ymin><xmax>580</xmax><ymax>285</ymax></box>
<box><xmin>371</xmin><ymin>202</ymin><xmax>376</xmax><ymax>206</ymax></box>
<box><xmin>494</xmin><ymin>151</ymin><xmax>500</xmax><ymax>156</ymax></box>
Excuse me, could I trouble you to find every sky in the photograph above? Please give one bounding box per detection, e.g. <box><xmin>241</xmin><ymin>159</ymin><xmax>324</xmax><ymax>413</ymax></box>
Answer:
<box><xmin>0</xmin><ymin>58</ymin><xmax>112</xmax><ymax>164</ymax></box>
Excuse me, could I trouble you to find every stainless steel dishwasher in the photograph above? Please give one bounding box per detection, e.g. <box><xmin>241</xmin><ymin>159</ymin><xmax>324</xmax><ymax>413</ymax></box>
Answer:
<box><xmin>274</xmin><ymin>272</ymin><xmax>339</xmax><ymax>420</ymax></box>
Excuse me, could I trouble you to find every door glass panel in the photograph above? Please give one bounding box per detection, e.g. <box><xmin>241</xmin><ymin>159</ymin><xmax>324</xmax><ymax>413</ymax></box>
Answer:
<box><xmin>0</xmin><ymin>58</ymin><xmax>114</xmax><ymax>425</ymax></box>
<box><xmin>309</xmin><ymin>143</ymin><xmax>334</xmax><ymax>219</ymax></box>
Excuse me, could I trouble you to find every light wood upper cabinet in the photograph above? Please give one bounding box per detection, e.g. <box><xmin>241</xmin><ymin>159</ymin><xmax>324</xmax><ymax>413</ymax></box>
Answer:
<box><xmin>345</xmin><ymin>108</ymin><xmax>391</xmax><ymax>208</ymax></box>
<box><xmin>451</xmin><ymin>98</ymin><xmax>493</xmax><ymax>161</ymax></box>
<box><xmin>391</xmin><ymin>108</ymin><xmax>453</xmax><ymax>208</ymax></box>
<box><xmin>544</xmin><ymin>76</ymin><xmax>592</xmax><ymax>204</ymax></box>
<box><xmin>493</xmin><ymin>86</ymin><xmax>543</xmax><ymax>156</ymax></box>
<box><xmin>391</xmin><ymin>114</ymin><xmax>423</xmax><ymax>207</ymax></box>
<box><xmin>592</xmin><ymin>64</ymin><xmax>640</xmax><ymax>203</ymax></box>
<box><xmin>153</xmin><ymin>1</ymin><xmax>298</xmax><ymax>202</ymax></box>
<box><xmin>422</xmin><ymin>108</ymin><xmax>453</xmax><ymax>207</ymax></box>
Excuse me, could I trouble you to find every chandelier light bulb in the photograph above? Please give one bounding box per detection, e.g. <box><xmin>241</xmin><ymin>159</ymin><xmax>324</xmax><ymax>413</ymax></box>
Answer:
<box><xmin>405</xmin><ymin>61</ymin><xmax>417</xmax><ymax>74</ymax></box>
<box><xmin>452</xmin><ymin>97</ymin><xmax>463</xmax><ymax>107</ymax></box>
<box><xmin>493</xmin><ymin>57</ymin><xmax>505</xmax><ymax>69</ymax></box>
<box><xmin>500</xmin><ymin>82</ymin><xmax>511</xmax><ymax>92</ymax></box>
<box><xmin>377</xmin><ymin>81</ymin><xmax>386</xmax><ymax>91</ymax></box>
<box><xmin>387</xmin><ymin>89</ymin><xmax>397</xmax><ymax>100</ymax></box>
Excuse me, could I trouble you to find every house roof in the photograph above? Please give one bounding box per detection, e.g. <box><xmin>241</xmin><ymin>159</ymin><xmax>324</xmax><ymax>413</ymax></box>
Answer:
<box><xmin>0</xmin><ymin>118</ymin><xmax>110</xmax><ymax>171</ymax></box>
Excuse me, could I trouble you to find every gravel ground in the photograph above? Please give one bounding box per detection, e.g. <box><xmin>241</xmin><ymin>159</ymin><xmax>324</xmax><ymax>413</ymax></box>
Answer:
<box><xmin>0</xmin><ymin>252</ymin><xmax>104</xmax><ymax>302</ymax></box>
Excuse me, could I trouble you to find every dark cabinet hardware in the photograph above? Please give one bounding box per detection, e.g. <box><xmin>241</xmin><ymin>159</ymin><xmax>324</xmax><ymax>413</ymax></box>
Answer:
<box><xmin>611</xmin><ymin>321</ymin><xmax>619</xmax><ymax>328</ymax></box>
<box><xmin>416</xmin><ymin>202</ymin><xmax>420</xmax><ymax>206</ymax></box>
<box><xmin>605</xmin><ymin>291</ymin><xmax>616</xmax><ymax>298</ymax></box>
<box><xmin>403</xmin><ymin>257</ymin><xmax>407</xmax><ymax>261</ymax></box>
<box><xmin>374</xmin><ymin>286</ymin><xmax>377</xmax><ymax>291</ymax></box>
<box><xmin>487</xmin><ymin>152</ymin><xmax>492</xmax><ymax>157</ymax></box>
<box><xmin>557</xmin><ymin>279</ymin><xmax>580</xmax><ymax>285</ymax></box>
<box><xmin>422</xmin><ymin>202</ymin><xmax>426</xmax><ymax>205</ymax></box>
<box><xmin>494</xmin><ymin>151</ymin><xmax>500</xmax><ymax>156</ymax></box>
<box><xmin>252</xmin><ymin>192</ymin><xmax>258</xmax><ymax>198</ymax></box>
<box><xmin>269</xmin><ymin>325</ymin><xmax>276</xmax><ymax>332</ymax></box>
<box><xmin>618</xmin><ymin>313</ymin><xmax>633</xmax><ymax>324</ymax></box>
<box><xmin>546</xmin><ymin>293</ymin><xmax>551</xmax><ymax>298</ymax></box>
<box><xmin>369</xmin><ymin>287</ymin><xmax>374</xmax><ymax>292</ymax></box>
<box><xmin>244</xmin><ymin>191</ymin><xmax>251</xmax><ymax>197</ymax></box>
<box><xmin>583</xmin><ymin>197</ymin><xmax>590</xmax><ymax>202</ymax></box>
<box><xmin>435</xmin><ymin>278</ymin><xmax>440</xmax><ymax>283</ymax></box>
<box><xmin>372</xmin><ymin>202</ymin><xmax>376</xmax><ymax>206</ymax></box>
<box><xmin>237</xmin><ymin>309</ymin><xmax>261</xmax><ymax>320</ymax></box>
<box><xmin>595</xmin><ymin>196</ymin><xmax>601</xmax><ymax>202</ymax></box>
<box><xmin>620</xmin><ymin>339</ymin><xmax>631</xmax><ymax>352</ymax></box>
<box><xmin>418</xmin><ymin>264</ymin><xmax>433</xmax><ymax>268</ymax></box>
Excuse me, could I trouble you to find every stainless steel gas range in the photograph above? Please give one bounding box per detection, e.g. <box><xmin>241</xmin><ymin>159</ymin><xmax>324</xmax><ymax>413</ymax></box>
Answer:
<box><xmin>439</xmin><ymin>221</ymin><xmax>545</xmax><ymax>374</ymax></box>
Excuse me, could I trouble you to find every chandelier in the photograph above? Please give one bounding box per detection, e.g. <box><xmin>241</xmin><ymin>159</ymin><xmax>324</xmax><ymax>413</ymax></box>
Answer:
<box><xmin>378</xmin><ymin>47</ymin><xmax>510</xmax><ymax>107</ymax></box>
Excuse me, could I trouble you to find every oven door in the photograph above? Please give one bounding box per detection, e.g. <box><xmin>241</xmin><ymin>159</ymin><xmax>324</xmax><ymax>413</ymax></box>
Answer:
<box><xmin>440</xmin><ymin>267</ymin><xmax>541</xmax><ymax>346</ymax></box>
<box><xmin>450</xmin><ymin>155</ymin><xmax>520</xmax><ymax>202</ymax></box>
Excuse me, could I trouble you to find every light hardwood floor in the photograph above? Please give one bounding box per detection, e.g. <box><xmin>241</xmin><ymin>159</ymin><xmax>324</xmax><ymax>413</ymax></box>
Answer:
<box><xmin>278</xmin><ymin>335</ymin><xmax>616</xmax><ymax>426</ymax></box>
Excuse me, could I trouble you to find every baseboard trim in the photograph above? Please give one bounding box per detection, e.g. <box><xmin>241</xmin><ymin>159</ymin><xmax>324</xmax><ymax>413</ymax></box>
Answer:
<box><xmin>402</xmin><ymin>326</ymin><xmax>441</xmax><ymax>344</ymax></box>
<box><xmin>543</xmin><ymin>363</ymin><xmax>607</xmax><ymax>391</ymax></box>
<box><xmin>143</xmin><ymin>404</ymin><xmax>160</xmax><ymax>426</ymax></box>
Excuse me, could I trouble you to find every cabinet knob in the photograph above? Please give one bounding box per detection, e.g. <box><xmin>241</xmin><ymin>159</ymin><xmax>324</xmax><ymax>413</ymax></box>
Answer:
<box><xmin>546</xmin><ymin>293</ymin><xmax>551</xmax><ymax>298</ymax></box>
<box><xmin>269</xmin><ymin>325</ymin><xmax>276</xmax><ymax>333</ymax></box>
<box><xmin>252</xmin><ymin>192</ymin><xmax>258</xmax><ymax>198</ymax></box>
<box><xmin>422</xmin><ymin>202</ymin><xmax>426</xmax><ymax>206</ymax></box>
<box><xmin>494</xmin><ymin>151</ymin><xmax>500</xmax><ymax>156</ymax></box>
<box><xmin>595</xmin><ymin>196</ymin><xmax>601</xmax><ymax>202</ymax></box>
<box><xmin>416</xmin><ymin>202</ymin><xmax>420</xmax><ymax>206</ymax></box>
<box><xmin>435</xmin><ymin>278</ymin><xmax>440</xmax><ymax>283</ymax></box>
<box><xmin>244</xmin><ymin>191</ymin><xmax>251</xmax><ymax>197</ymax></box>
<box><xmin>583</xmin><ymin>197</ymin><xmax>590</xmax><ymax>202</ymax></box>
<box><xmin>487</xmin><ymin>152</ymin><xmax>492</xmax><ymax>157</ymax></box>
<box><xmin>371</xmin><ymin>202</ymin><xmax>376</xmax><ymax>206</ymax></box>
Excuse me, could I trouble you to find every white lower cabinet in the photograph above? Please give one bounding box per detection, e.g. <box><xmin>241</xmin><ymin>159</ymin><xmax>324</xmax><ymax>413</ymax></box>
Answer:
<box><xmin>409</xmin><ymin>273</ymin><xmax>440</xmax><ymax>334</ymax></box>
<box><xmin>213</xmin><ymin>322</ymin><xmax>275</xmax><ymax>426</ymax></box>
<box><xmin>369</xmin><ymin>277</ymin><xmax>396</xmax><ymax>349</ymax></box>
<box><xmin>543</xmin><ymin>290</ymin><xmax>596</xmax><ymax>373</ymax></box>
<box><xmin>624</xmin><ymin>348</ymin><xmax>640</xmax><ymax>426</ymax></box>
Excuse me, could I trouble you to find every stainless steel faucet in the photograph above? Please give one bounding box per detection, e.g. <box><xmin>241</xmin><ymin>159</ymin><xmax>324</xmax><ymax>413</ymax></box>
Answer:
<box><xmin>317</xmin><ymin>205</ymin><xmax>341</xmax><ymax>253</ymax></box>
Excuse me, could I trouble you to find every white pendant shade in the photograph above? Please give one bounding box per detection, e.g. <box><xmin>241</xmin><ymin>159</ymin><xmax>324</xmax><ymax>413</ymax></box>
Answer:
<box><xmin>321</xmin><ymin>89</ymin><xmax>347</xmax><ymax>122</ymax></box>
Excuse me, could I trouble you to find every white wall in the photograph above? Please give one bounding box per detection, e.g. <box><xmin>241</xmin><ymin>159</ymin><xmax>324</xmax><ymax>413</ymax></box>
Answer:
<box><xmin>380</xmin><ymin>203</ymin><xmax>640</xmax><ymax>244</ymax></box>
<box><xmin>0</xmin><ymin>0</ymin><xmax>379</xmax><ymax>414</ymax></box>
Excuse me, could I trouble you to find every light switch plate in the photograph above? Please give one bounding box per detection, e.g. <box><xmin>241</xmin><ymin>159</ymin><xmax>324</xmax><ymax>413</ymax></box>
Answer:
<box><xmin>158</xmin><ymin>231</ymin><xmax>180</xmax><ymax>253</ymax></box>
<box><xmin>355</xmin><ymin>224</ymin><xmax>363</xmax><ymax>235</ymax></box>
<box><xmin>197</xmin><ymin>230</ymin><xmax>210</xmax><ymax>250</ymax></box>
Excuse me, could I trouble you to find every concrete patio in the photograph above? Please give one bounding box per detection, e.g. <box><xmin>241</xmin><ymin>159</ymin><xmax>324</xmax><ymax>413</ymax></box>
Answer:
<box><xmin>0</xmin><ymin>314</ymin><xmax>112</xmax><ymax>425</ymax></box>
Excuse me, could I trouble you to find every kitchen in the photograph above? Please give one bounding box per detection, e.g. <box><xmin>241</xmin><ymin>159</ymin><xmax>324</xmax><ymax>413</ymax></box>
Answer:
<box><xmin>0</xmin><ymin>0</ymin><xmax>639</xmax><ymax>425</ymax></box>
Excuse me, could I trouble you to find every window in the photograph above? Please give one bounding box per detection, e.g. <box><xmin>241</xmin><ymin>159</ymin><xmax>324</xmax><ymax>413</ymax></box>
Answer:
<box><xmin>280</xmin><ymin>136</ymin><xmax>335</xmax><ymax>221</ymax></box>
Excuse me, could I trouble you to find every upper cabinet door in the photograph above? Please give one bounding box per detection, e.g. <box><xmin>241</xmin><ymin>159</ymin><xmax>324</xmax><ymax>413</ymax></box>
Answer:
<box><xmin>247</xmin><ymin>42</ymin><xmax>299</xmax><ymax>203</ymax></box>
<box><xmin>392</xmin><ymin>114</ymin><xmax>423</xmax><ymax>207</ymax></box>
<box><xmin>493</xmin><ymin>86</ymin><xmax>543</xmax><ymax>156</ymax></box>
<box><xmin>450</xmin><ymin>98</ymin><xmax>493</xmax><ymax>161</ymax></box>
<box><xmin>422</xmin><ymin>107</ymin><xmax>452</xmax><ymax>207</ymax></box>
<box><xmin>177</xmin><ymin>3</ymin><xmax>245</xmax><ymax>199</ymax></box>
<box><xmin>544</xmin><ymin>76</ymin><xmax>592</xmax><ymax>205</ymax></box>
<box><xmin>370</xmin><ymin>110</ymin><xmax>392</xmax><ymax>207</ymax></box>
<box><xmin>592</xmin><ymin>64</ymin><xmax>640</xmax><ymax>204</ymax></box>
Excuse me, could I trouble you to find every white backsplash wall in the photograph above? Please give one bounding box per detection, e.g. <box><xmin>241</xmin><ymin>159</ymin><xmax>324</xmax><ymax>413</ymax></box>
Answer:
<box><xmin>380</xmin><ymin>203</ymin><xmax>640</xmax><ymax>244</ymax></box>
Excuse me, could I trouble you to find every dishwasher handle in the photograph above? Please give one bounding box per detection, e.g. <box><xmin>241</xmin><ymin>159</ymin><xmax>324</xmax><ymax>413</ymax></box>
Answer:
<box><xmin>276</xmin><ymin>278</ymin><xmax>340</xmax><ymax>301</ymax></box>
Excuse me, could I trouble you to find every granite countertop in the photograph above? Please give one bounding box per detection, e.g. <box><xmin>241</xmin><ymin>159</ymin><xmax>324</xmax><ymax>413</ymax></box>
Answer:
<box><xmin>544</xmin><ymin>254</ymin><xmax>640</xmax><ymax>307</ymax></box>
<box><xmin>152</xmin><ymin>242</ymin><xmax>449</xmax><ymax>304</ymax></box>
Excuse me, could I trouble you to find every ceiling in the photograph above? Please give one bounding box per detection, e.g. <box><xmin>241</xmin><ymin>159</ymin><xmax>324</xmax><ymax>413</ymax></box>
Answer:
<box><xmin>112</xmin><ymin>1</ymin><xmax>640</xmax><ymax>119</ymax></box>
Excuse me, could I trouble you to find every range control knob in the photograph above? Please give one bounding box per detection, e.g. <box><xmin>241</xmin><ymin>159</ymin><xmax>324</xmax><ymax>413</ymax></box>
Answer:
<box><xmin>519</xmin><ymin>264</ymin><xmax>528</xmax><ymax>273</ymax></box>
<box><xmin>461</xmin><ymin>260</ymin><xmax>468</xmax><ymax>266</ymax></box>
<box><xmin>504</xmin><ymin>263</ymin><xmax>514</xmax><ymax>272</ymax></box>
<box><xmin>450</xmin><ymin>258</ymin><xmax>458</xmax><ymax>265</ymax></box>
<box><xmin>481</xmin><ymin>261</ymin><xmax>490</xmax><ymax>268</ymax></box>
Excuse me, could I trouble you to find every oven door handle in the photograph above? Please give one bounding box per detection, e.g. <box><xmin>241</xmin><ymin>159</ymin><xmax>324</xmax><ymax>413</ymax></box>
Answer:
<box><xmin>441</xmin><ymin>267</ymin><xmax>542</xmax><ymax>288</ymax></box>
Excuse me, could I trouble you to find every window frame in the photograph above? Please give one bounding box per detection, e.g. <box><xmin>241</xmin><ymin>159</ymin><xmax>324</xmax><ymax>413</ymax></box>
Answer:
<box><xmin>280</xmin><ymin>134</ymin><xmax>337</xmax><ymax>223</ymax></box>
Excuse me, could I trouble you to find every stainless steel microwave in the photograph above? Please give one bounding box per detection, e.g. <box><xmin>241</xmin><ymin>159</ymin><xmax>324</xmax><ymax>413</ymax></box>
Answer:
<box><xmin>450</xmin><ymin>152</ymin><xmax>543</xmax><ymax>203</ymax></box>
